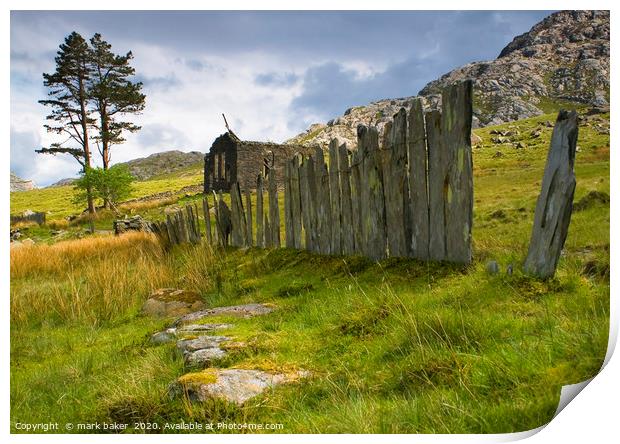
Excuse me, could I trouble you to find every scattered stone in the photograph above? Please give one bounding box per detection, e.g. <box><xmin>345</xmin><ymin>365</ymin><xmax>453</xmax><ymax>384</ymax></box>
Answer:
<box><xmin>514</xmin><ymin>142</ymin><xmax>526</xmax><ymax>149</ymax></box>
<box><xmin>169</xmin><ymin>368</ymin><xmax>310</xmax><ymax>405</ymax></box>
<box><xmin>21</xmin><ymin>238</ymin><xmax>35</xmax><ymax>246</ymax></box>
<box><xmin>185</xmin><ymin>348</ymin><xmax>227</xmax><ymax>366</ymax></box>
<box><xmin>172</xmin><ymin>303</ymin><xmax>274</xmax><ymax>327</ymax></box>
<box><xmin>150</xmin><ymin>329</ymin><xmax>177</xmax><ymax>345</ymax></box>
<box><xmin>142</xmin><ymin>288</ymin><xmax>205</xmax><ymax>318</ymax></box>
<box><xmin>178</xmin><ymin>323</ymin><xmax>233</xmax><ymax>333</ymax></box>
<box><xmin>177</xmin><ymin>336</ymin><xmax>230</xmax><ymax>354</ymax></box>
<box><xmin>113</xmin><ymin>215</ymin><xmax>155</xmax><ymax>235</ymax></box>
<box><xmin>506</xmin><ymin>263</ymin><xmax>514</xmax><ymax>276</ymax></box>
<box><xmin>486</xmin><ymin>260</ymin><xmax>500</xmax><ymax>275</ymax></box>
<box><xmin>492</xmin><ymin>151</ymin><xmax>504</xmax><ymax>158</ymax></box>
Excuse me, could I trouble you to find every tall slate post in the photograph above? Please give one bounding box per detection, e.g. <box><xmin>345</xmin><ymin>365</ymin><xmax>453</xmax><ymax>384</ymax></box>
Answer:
<box><xmin>291</xmin><ymin>154</ymin><xmax>303</xmax><ymax>249</ymax></box>
<box><xmin>245</xmin><ymin>188</ymin><xmax>253</xmax><ymax>247</ymax></box>
<box><xmin>268</xmin><ymin>166</ymin><xmax>280</xmax><ymax>248</ymax></box>
<box><xmin>314</xmin><ymin>147</ymin><xmax>332</xmax><ymax>254</ymax></box>
<box><xmin>256</xmin><ymin>174</ymin><xmax>264</xmax><ymax>248</ymax></box>
<box><xmin>350</xmin><ymin>149</ymin><xmax>363</xmax><ymax>254</ymax></box>
<box><xmin>299</xmin><ymin>156</ymin><xmax>313</xmax><ymax>251</ymax></box>
<box><xmin>328</xmin><ymin>139</ymin><xmax>342</xmax><ymax>255</ymax></box>
<box><xmin>442</xmin><ymin>80</ymin><xmax>473</xmax><ymax>264</ymax></box>
<box><xmin>358</xmin><ymin>125</ymin><xmax>387</xmax><ymax>260</ymax></box>
<box><xmin>384</xmin><ymin>108</ymin><xmax>408</xmax><ymax>258</ymax></box>
<box><xmin>426</xmin><ymin>110</ymin><xmax>446</xmax><ymax>261</ymax></box>
<box><xmin>202</xmin><ymin>196</ymin><xmax>212</xmax><ymax>245</ymax></box>
<box><xmin>338</xmin><ymin>143</ymin><xmax>355</xmax><ymax>255</ymax></box>
<box><xmin>284</xmin><ymin>161</ymin><xmax>294</xmax><ymax>248</ymax></box>
<box><xmin>524</xmin><ymin>110</ymin><xmax>578</xmax><ymax>279</ymax></box>
<box><xmin>408</xmin><ymin>99</ymin><xmax>430</xmax><ymax>260</ymax></box>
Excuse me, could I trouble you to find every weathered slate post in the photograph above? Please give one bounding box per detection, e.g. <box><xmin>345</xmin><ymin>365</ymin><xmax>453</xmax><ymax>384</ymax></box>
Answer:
<box><xmin>291</xmin><ymin>154</ymin><xmax>303</xmax><ymax>249</ymax></box>
<box><xmin>338</xmin><ymin>143</ymin><xmax>354</xmax><ymax>255</ymax></box>
<box><xmin>284</xmin><ymin>162</ymin><xmax>294</xmax><ymax>248</ymax></box>
<box><xmin>524</xmin><ymin>110</ymin><xmax>578</xmax><ymax>278</ymax></box>
<box><xmin>358</xmin><ymin>125</ymin><xmax>387</xmax><ymax>260</ymax></box>
<box><xmin>442</xmin><ymin>80</ymin><xmax>473</xmax><ymax>264</ymax></box>
<box><xmin>229</xmin><ymin>183</ymin><xmax>241</xmax><ymax>247</ymax></box>
<box><xmin>314</xmin><ymin>147</ymin><xmax>332</xmax><ymax>254</ymax></box>
<box><xmin>232</xmin><ymin>182</ymin><xmax>247</xmax><ymax>247</ymax></box>
<box><xmin>408</xmin><ymin>99</ymin><xmax>430</xmax><ymax>260</ymax></box>
<box><xmin>299</xmin><ymin>156</ymin><xmax>313</xmax><ymax>251</ymax></box>
<box><xmin>350</xmin><ymin>149</ymin><xmax>363</xmax><ymax>254</ymax></box>
<box><xmin>328</xmin><ymin>139</ymin><xmax>342</xmax><ymax>254</ymax></box>
<box><xmin>384</xmin><ymin>109</ymin><xmax>409</xmax><ymax>258</ymax></box>
<box><xmin>256</xmin><ymin>174</ymin><xmax>264</xmax><ymax>248</ymax></box>
<box><xmin>264</xmin><ymin>212</ymin><xmax>272</xmax><ymax>248</ymax></box>
<box><xmin>202</xmin><ymin>196</ymin><xmax>213</xmax><ymax>245</ymax></box>
<box><xmin>245</xmin><ymin>188</ymin><xmax>253</xmax><ymax>247</ymax></box>
<box><xmin>166</xmin><ymin>214</ymin><xmax>177</xmax><ymax>246</ymax></box>
<box><xmin>306</xmin><ymin>154</ymin><xmax>319</xmax><ymax>252</ymax></box>
<box><xmin>426</xmin><ymin>110</ymin><xmax>446</xmax><ymax>261</ymax></box>
<box><xmin>268</xmin><ymin>168</ymin><xmax>280</xmax><ymax>248</ymax></box>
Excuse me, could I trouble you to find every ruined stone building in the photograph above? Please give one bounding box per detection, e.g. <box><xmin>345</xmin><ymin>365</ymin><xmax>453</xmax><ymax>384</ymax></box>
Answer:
<box><xmin>203</xmin><ymin>131</ymin><xmax>316</xmax><ymax>192</ymax></box>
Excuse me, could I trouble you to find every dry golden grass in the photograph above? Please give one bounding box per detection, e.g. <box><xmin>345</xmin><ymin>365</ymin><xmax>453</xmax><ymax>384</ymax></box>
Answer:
<box><xmin>10</xmin><ymin>232</ymin><xmax>174</xmax><ymax>325</ymax></box>
<box><xmin>10</xmin><ymin>220</ymin><xmax>38</xmax><ymax>230</ymax></box>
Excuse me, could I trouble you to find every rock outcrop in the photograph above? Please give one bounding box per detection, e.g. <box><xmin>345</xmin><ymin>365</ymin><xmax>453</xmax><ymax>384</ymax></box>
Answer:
<box><xmin>10</xmin><ymin>173</ymin><xmax>36</xmax><ymax>192</ymax></box>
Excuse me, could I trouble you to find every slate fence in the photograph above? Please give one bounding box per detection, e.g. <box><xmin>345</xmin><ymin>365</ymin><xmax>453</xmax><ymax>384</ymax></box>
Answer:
<box><xmin>155</xmin><ymin>80</ymin><xmax>474</xmax><ymax>264</ymax></box>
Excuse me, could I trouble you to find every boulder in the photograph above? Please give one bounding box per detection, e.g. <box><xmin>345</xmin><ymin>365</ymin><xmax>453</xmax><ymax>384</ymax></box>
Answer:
<box><xmin>141</xmin><ymin>288</ymin><xmax>205</xmax><ymax>318</ymax></box>
<box><xmin>169</xmin><ymin>368</ymin><xmax>310</xmax><ymax>404</ymax></box>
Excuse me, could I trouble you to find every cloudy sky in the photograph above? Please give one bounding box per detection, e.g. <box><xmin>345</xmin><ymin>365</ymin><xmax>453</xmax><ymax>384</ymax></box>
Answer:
<box><xmin>11</xmin><ymin>10</ymin><xmax>552</xmax><ymax>186</ymax></box>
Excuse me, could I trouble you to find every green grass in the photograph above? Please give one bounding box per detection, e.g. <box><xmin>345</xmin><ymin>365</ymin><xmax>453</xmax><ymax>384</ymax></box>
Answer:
<box><xmin>10</xmin><ymin>111</ymin><xmax>610</xmax><ymax>433</ymax></box>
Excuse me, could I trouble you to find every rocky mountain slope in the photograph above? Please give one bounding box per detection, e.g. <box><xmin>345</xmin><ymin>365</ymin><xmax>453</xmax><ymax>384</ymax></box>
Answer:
<box><xmin>10</xmin><ymin>172</ymin><xmax>36</xmax><ymax>192</ymax></box>
<box><xmin>47</xmin><ymin>150</ymin><xmax>204</xmax><ymax>187</ymax></box>
<box><xmin>120</xmin><ymin>150</ymin><xmax>204</xmax><ymax>180</ymax></box>
<box><xmin>287</xmin><ymin>10</ymin><xmax>609</xmax><ymax>148</ymax></box>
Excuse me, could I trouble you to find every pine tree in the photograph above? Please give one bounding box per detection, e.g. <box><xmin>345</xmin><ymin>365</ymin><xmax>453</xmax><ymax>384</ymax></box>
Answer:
<box><xmin>37</xmin><ymin>31</ymin><xmax>97</xmax><ymax>215</ymax></box>
<box><xmin>89</xmin><ymin>33</ymin><xmax>145</xmax><ymax>171</ymax></box>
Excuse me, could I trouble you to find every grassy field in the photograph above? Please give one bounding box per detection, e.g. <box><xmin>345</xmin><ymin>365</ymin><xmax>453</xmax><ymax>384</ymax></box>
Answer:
<box><xmin>10</xmin><ymin>111</ymin><xmax>610</xmax><ymax>433</ymax></box>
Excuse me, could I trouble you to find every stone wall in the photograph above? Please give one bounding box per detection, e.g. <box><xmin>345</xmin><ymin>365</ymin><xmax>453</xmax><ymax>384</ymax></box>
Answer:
<box><xmin>204</xmin><ymin>132</ymin><xmax>316</xmax><ymax>192</ymax></box>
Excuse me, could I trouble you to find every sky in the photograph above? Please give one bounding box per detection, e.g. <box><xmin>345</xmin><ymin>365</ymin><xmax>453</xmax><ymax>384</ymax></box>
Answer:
<box><xmin>10</xmin><ymin>10</ymin><xmax>552</xmax><ymax>186</ymax></box>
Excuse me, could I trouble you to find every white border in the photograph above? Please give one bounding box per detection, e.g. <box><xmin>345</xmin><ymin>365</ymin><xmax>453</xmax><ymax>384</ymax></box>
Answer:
<box><xmin>3</xmin><ymin>1</ymin><xmax>617</xmax><ymax>443</ymax></box>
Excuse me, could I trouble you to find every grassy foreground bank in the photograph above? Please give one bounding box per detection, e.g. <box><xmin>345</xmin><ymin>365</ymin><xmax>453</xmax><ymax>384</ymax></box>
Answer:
<box><xmin>10</xmin><ymin>111</ymin><xmax>610</xmax><ymax>433</ymax></box>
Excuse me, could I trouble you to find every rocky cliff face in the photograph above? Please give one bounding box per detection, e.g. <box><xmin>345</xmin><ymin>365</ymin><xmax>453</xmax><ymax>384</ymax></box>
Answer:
<box><xmin>10</xmin><ymin>173</ymin><xmax>36</xmax><ymax>192</ymax></box>
<box><xmin>287</xmin><ymin>10</ymin><xmax>609</xmax><ymax>148</ymax></box>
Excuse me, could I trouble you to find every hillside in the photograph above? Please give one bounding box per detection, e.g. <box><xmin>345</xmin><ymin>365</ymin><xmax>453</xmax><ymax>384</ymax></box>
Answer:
<box><xmin>121</xmin><ymin>150</ymin><xmax>204</xmax><ymax>180</ymax></box>
<box><xmin>46</xmin><ymin>150</ymin><xmax>205</xmax><ymax>187</ymax></box>
<box><xmin>287</xmin><ymin>10</ymin><xmax>609</xmax><ymax>148</ymax></box>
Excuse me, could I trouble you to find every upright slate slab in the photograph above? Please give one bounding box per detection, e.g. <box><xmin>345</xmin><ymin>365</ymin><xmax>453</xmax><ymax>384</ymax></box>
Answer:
<box><xmin>426</xmin><ymin>110</ymin><xmax>446</xmax><ymax>261</ymax></box>
<box><xmin>284</xmin><ymin>162</ymin><xmax>294</xmax><ymax>248</ymax></box>
<box><xmin>358</xmin><ymin>125</ymin><xmax>387</xmax><ymax>260</ymax></box>
<box><xmin>299</xmin><ymin>156</ymin><xmax>313</xmax><ymax>251</ymax></box>
<box><xmin>441</xmin><ymin>80</ymin><xmax>473</xmax><ymax>264</ymax></box>
<box><xmin>328</xmin><ymin>139</ymin><xmax>342</xmax><ymax>255</ymax></box>
<box><xmin>350</xmin><ymin>149</ymin><xmax>363</xmax><ymax>254</ymax></box>
<box><xmin>202</xmin><ymin>197</ymin><xmax>213</xmax><ymax>245</ymax></box>
<box><xmin>314</xmin><ymin>147</ymin><xmax>332</xmax><ymax>254</ymax></box>
<box><xmin>268</xmin><ymin>168</ymin><xmax>280</xmax><ymax>248</ymax></box>
<box><xmin>338</xmin><ymin>143</ymin><xmax>354</xmax><ymax>255</ymax></box>
<box><xmin>256</xmin><ymin>174</ymin><xmax>264</xmax><ymax>248</ymax></box>
<box><xmin>291</xmin><ymin>154</ymin><xmax>303</xmax><ymax>249</ymax></box>
<box><xmin>385</xmin><ymin>109</ymin><xmax>408</xmax><ymax>258</ymax></box>
<box><xmin>524</xmin><ymin>110</ymin><xmax>578</xmax><ymax>279</ymax></box>
<box><xmin>245</xmin><ymin>188</ymin><xmax>253</xmax><ymax>247</ymax></box>
<box><xmin>408</xmin><ymin>99</ymin><xmax>430</xmax><ymax>260</ymax></box>
<box><xmin>306</xmin><ymin>154</ymin><xmax>319</xmax><ymax>253</ymax></box>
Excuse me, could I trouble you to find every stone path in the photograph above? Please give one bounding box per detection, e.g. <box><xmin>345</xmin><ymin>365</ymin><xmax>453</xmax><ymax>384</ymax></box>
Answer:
<box><xmin>144</xmin><ymin>290</ymin><xmax>307</xmax><ymax>405</ymax></box>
